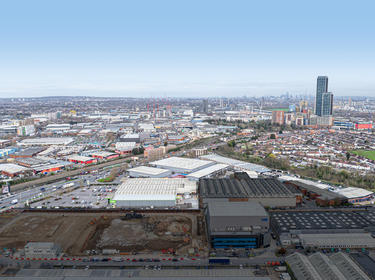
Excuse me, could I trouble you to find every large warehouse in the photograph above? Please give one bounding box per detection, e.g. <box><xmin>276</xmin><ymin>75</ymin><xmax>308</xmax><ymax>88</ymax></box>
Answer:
<box><xmin>271</xmin><ymin>209</ymin><xmax>375</xmax><ymax>248</ymax></box>
<box><xmin>112</xmin><ymin>178</ymin><xmax>197</xmax><ymax>208</ymax></box>
<box><xmin>67</xmin><ymin>155</ymin><xmax>97</xmax><ymax>164</ymax></box>
<box><xmin>298</xmin><ymin>233</ymin><xmax>375</xmax><ymax>249</ymax></box>
<box><xmin>127</xmin><ymin>166</ymin><xmax>172</xmax><ymax>178</ymax></box>
<box><xmin>187</xmin><ymin>163</ymin><xmax>228</xmax><ymax>181</ymax></box>
<box><xmin>334</xmin><ymin>187</ymin><xmax>374</xmax><ymax>204</ymax></box>
<box><xmin>150</xmin><ymin>156</ymin><xmax>215</xmax><ymax>174</ymax></box>
<box><xmin>286</xmin><ymin>252</ymin><xmax>370</xmax><ymax>280</ymax></box>
<box><xmin>205</xmin><ymin>200</ymin><xmax>270</xmax><ymax>249</ymax></box>
<box><xmin>199</xmin><ymin>172</ymin><xmax>300</xmax><ymax>208</ymax></box>
<box><xmin>0</xmin><ymin>163</ymin><xmax>31</xmax><ymax>178</ymax></box>
<box><xmin>271</xmin><ymin>210</ymin><xmax>375</xmax><ymax>235</ymax></box>
<box><xmin>119</xmin><ymin>133</ymin><xmax>141</xmax><ymax>143</ymax></box>
<box><xmin>200</xmin><ymin>153</ymin><xmax>270</xmax><ymax>174</ymax></box>
<box><xmin>280</xmin><ymin>175</ymin><xmax>374</xmax><ymax>206</ymax></box>
<box><xmin>19</xmin><ymin>137</ymin><xmax>74</xmax><ymax>146</ymax></box>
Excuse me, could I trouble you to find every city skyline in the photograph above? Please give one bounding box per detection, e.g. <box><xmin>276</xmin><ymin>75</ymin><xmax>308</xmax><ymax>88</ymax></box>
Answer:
<box><xmin>1</xmin><ymin>0</ymin><xmax>375</xmax><ymax>98</ymax></box>
<box><xmin>1</xmin><ymin>1</ymin><xmax>375</xmax><ymax>278</ymax></box>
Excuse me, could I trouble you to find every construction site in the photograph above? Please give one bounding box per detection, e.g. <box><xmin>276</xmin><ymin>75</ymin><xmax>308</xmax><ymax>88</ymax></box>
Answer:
<box><xmin>0</xmin><ymin>210</ymin><xmax>207</xmax><ymax>256</ymax></box>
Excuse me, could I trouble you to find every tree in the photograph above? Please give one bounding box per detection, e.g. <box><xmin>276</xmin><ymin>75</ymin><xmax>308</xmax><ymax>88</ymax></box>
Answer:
<box><xmin>346</xmin><ymin>152</ymin><xmax>351</xmax><ymax>161</ymax></box>
<box><xmin>227</xmin><ymin>140</ymin><xmax>236</xmax><ymax>147</ymax></box>
<box><xmin>132</xmin><ymin>146</ymin><xmax>145</xmax><ymax>155</ymax></box>
<box><xmin>277</xmin><ymin>247</ymin><xmax>287</xmax><ymax>256</ymax></box>
<box><xmin>270</xmin><ymin>133</ymin><xmax>276</xmax><ymax>139</ymax></box>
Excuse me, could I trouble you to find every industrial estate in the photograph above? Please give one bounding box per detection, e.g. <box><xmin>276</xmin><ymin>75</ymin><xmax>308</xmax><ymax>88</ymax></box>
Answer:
<box><xmin>0</xmin><ymin>75</ymin><xmax>374</xmax><ymax>279</ymax></box>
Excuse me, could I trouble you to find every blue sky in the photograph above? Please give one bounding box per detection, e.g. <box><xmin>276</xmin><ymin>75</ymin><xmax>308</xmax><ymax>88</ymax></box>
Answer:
<box><xmin>0</xmin><ymin>0</ymin><xmax>374</xmax><ymax>97</ymax></box>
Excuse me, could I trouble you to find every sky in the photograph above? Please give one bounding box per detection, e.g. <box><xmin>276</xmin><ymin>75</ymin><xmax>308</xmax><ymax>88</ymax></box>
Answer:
<box><xmin>0</xmin><ymin>0</ymin><xmax>374</xmax><ymax>98</ymax></box>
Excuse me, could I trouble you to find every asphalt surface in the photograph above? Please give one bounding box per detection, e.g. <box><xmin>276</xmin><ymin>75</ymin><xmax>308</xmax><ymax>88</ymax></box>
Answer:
<box><xmin>7</xmin><ymin>156</ymin><xmax>132</xmax><ymax>193</ymax></box>
<box><xmin>30</xmin><ymin>182</ymin><xmax>116</xmax><ymax>209</ymax></box>
<box><xmin>0</xmin><ymin>255</ymin><xmax>284</xmax><ymax>268</ymax></box>
<box><xmin>0</xmin><ymin>170</ymin><xmax>119</xmax><ymax>211</ymax></box>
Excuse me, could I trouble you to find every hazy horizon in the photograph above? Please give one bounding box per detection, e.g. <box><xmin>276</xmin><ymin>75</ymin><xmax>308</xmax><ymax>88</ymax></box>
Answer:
<box><xmin>1</xmin><ymin>0</ymin><xmax>374</xmax><ymax>98</ymax></box>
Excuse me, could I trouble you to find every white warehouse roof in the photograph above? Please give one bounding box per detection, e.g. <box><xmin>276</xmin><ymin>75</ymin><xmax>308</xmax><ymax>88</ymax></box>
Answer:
<box><xmin>138</xmin><ymin>123</ymin><xmax>154</xmax><ymax>130</ymax></box>
<box><xmin>334</xmin><ymin>187</ymin><xmax>373</xmax><ymax>199</ymax></box>
<box><xmin>121</xmin><ymin>133</ymin><xmax>139</xmax><ymax>138</ymax></box>
<box><xmin>200</xmin><ymin>153</ymin><xmax>270</xmax><ymax>173</ymax></box>
<box><xmin>299</xmin><ymin>233</ymin><xmax>375</xmax><ymax>248</ymax></box>
<box><xmin>67</xmin><ymin>155</ymin><xmax>93</xmax><ymax>162</ymax></box>
<box><xmin>279</xmin><ymin>175</ymin><xmax>332</xmax><ymax>190</ymax></box>
<box><xmin>150</xmin><ymin>156</ymin><xmax>215</xmax><ymax>173</ymax></box>
<box><xmin>0</xmin><ymin>163</ymin><xmax>29</xmax><ymax>174</ymax></box>
<box><xmin>280</xmin><ymin>176</ymin><xmax>374</xmax><ymax>199</ymax></box>
<box><xmin>113</xmin><ymin>178</ymin><xmax>197</xmax><ymax>201</ymax></box>
<box><xmin>89</xmin><ymin>151</ymin><xmax>117</xmax><ymax>158</ymax></box>
<box><xmin>19</xmin><ymin>137</ymin><xmax>74</xmax><ymax>146</ymax></box>
<box><xmin>115</xmin><ymin>142</ymin><xmax>136</xmax><ymax>151</ymax></box>
<box><xmin>128</xmin><ymin>166</ymin><xmax>171</xmax><ymax>177</ymax></box>
<box><xmin>187</xmin><ymin>164</ymin><xmax>228</xmax><ymax>180</ymax></box>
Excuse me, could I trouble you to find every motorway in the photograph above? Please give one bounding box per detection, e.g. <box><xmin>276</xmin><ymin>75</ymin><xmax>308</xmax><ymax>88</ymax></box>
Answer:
<box><xmin>7</xmin><ymin>155</ymin><xmax>132</xmax><ymax>193</ymax></box>
<box><xmin>0</xmin><ymin>178</ymin><xmax>80</xmax><ymax>209</ymax></box>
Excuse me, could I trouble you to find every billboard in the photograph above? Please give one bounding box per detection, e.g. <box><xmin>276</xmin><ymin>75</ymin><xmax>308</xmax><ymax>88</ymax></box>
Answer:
<box><xmin>2</xmin><ymin>185</ymin><xmax>9</xmax><ymax>194</ymax></box>
<box><xmin>355</xmin><ymin>123</ymin><xmax>373</xmax><ymax>130</ymax></box>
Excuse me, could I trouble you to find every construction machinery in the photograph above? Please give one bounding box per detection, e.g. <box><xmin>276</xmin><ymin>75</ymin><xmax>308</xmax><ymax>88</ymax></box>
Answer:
<box><xmin>121</xmin><ymin>211</ymin><xmax>143</xmax><ymax>220</ymax></box>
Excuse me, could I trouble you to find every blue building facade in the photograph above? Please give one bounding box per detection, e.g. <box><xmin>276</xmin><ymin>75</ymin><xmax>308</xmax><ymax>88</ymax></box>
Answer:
<box><xmin>205</xmin><ymin>200</ymin><xmax>269</xmax><ymax>249</ymax></box>
<box><xmin>211</xmin><ymin>236</ymin><xmax>262</xmax><ymax>249</ymax></box>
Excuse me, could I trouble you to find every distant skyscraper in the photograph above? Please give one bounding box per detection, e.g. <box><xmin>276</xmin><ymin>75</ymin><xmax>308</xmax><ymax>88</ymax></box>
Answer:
<box><xmin>315</xmin><ymin>76</ymin><xmax>333</xmax><ymax>116</ymax></box>
<box><xmin>202</xmin><ymin>99</ymin><xmax>209</xmax><ymax>114</ymax></box>
<box><xmin>321</xmin><ymin>92</ymin><xmax>333</xmax><ymax>116</ymax></box>
<box><xmin>299</xmin><ymin>100</ymin><xmax>308</xmax><ymax>112</ymax></box>
<box><xmin>272</xmin><ymin>110</ymin><xmax>285</xmax><ymax>125</ymax></box>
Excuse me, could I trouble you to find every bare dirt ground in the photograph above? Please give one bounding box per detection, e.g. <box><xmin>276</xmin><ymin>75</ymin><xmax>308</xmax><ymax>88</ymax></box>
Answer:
<box><xmin>0</xmin><ymin>212</ymin><xmax>94</xmax><ymax>255</ymax></box>
<box><xmin>86</xmin><ymin>215</ymin><xmax>192</xmax><ymax>253</ymax></box>
<box><xmin>0</xmin><ymin>212</ymin><xmax>206</xmax><ymax>256</ymax></box>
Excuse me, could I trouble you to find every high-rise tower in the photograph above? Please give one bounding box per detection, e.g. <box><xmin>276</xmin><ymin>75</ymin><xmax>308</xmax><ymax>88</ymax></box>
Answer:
<box><xmin>315</xmin><ymin>76</ymin><xmax>332</xmax><ymax>116</ymax></box>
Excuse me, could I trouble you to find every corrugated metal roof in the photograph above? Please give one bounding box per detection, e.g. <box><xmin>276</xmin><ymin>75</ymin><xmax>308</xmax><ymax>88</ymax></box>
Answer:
<box><xmin>200</xmin><ymin>173</ymin><xmax>296</xmax><ymax>198</ymax></box>
<box><xmin>200</xmin><ymin>154</ymin><xmax>270</xmax><ymax>173</ymax></box>
<box><xmin>113</xmin><ymin>178</ymin><xmax>197</xmax><ymax>201</ymax></box>
<box><xmin>187</xmin><ymin>164</ymin><xmax>228</xmax><ymax>179</ymax></box>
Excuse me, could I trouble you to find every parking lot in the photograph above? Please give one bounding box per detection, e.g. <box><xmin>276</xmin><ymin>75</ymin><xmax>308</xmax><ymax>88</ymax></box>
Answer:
<box><xmin>30</xmin><ymin>184</ymin><xmax>116</xmax><ymax>209</ymax></box>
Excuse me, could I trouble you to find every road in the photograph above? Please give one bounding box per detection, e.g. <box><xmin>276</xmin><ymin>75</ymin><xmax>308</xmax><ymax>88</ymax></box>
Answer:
<box><xmin>5</xmin><ymin>135</ymin><xmax>222</xmax><ymax>194</ymax></box>
<box><xmin>7</xmin><ymin>156</ymin><xmax>132</xmax><ymax>193</ymax></box>
<box><xmin>0</xmin><ymin>136</ymin><xmax>225</xmax><ymax>211</ymax></box>
<box><xmin>0</xmin><ymin>179</ymin><xmax>78</xmax><ymax>208</ymax></box>
<box><xmin>0</xmin><ymin>255</ymin><xmax>284</xmax><ymax>269</ymax></box>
